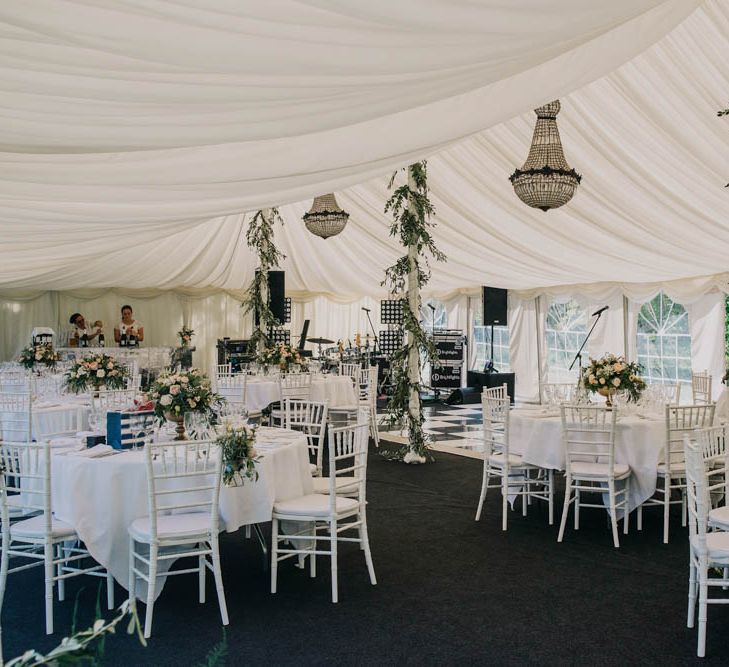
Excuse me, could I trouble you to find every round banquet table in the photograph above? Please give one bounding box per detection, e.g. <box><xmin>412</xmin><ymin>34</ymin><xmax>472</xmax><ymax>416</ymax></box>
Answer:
<box><xmin>221</xmin><ymin>374</ymin><xmax>357</xmax><ymax>412</ymax></box>
<box><xmin>51</xmin><ymin>427</ymin><xmax>312</xmax><ymax>599</ymax></box>
<box><xmin>509</xmin><ymin>408</ymin><xmax>665</xmax><ymax>511</ymax></box>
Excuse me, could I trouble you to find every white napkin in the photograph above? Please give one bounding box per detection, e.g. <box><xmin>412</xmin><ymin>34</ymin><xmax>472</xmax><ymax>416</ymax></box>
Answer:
<box><xmin>34</xmin><ymin>400</ymin><xmax>60</xmax><ymax>409</ymax></box>
<box><xmin>49</xmin><ymin>436</ymin><xmax>83</xmax><ymax>449</ymax></box>
<box><xmin>73</xmin><ymin>445</ymin><xmax>116</xmax><ymax>458</ymax></box>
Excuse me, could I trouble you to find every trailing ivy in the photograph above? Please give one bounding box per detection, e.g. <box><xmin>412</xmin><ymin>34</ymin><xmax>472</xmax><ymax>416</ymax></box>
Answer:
<box><xmin>241</xmin><ymin>208</ymin><xmax>285</xmax><ymax>351</ymax></box>
<box><xmin>381</xmin><ymin>161</ymin><xmax>446</xmax><ymax>462</ymax></box>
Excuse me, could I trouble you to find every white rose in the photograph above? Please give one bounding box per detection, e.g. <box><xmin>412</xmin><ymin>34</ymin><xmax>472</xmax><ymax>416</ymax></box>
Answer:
<box><xmin>612</xmin><ymin>378</ymin><xmax>621</xmax><ymax>387</ymax></box>
<box><xmin>97</xmin><ymin>369</ymin><xmax>106</xmax><ymax>378</ymax></box>
<box><xmin>159</xmin><ymin>394</ymin><xmax>173</xmax><ymax>406</ymax></box>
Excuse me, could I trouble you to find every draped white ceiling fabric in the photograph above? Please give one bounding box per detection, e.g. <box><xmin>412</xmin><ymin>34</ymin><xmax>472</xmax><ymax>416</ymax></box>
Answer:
<box><xmin>1</xmin><ymin>0</ymin><xmax>726</xmax><ymax>298</ymax></box>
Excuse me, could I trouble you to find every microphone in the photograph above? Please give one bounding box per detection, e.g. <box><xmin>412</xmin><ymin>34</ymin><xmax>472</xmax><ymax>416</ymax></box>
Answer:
<box><xmin>428</xmin><ymin>304</ymin><xmax>436</xmax><ymax>311</ymax></box>
<box><xmin>591</xmin><ymin>305</ymin><xmax>609</xmax><ymax>317</ymax></box>
<box><xmin>361</xmin><ymin>307</ymin><xmax>371</xmax><ymax>312</ymax></box>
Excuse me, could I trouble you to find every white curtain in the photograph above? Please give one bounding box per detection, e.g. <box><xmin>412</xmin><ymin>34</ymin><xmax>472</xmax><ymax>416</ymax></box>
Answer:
<box><xmin>686</xmin><ymin>292</ymin><xmax>726</xmax><ymax>400</ymax></box>
<box><xmin>509</xmin><ymin>294</ymin><xmax>541</xmax><ymax>403</ymax></box>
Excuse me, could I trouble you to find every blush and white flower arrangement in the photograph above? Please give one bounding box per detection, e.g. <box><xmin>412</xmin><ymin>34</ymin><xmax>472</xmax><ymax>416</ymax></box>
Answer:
<box><xmin>582</xmin><ymin>353</ymin><xmax>646</xmax><ymax>402</ymax></box>
<box><xmin>148</xmin><ymin>368</ymin><xmax>222</xmax><ymax>422</ymax></box>
<box><xmin>257</xmin><ymin>343</ymin><xmax>307</xmax><ymax>372</ymax></box>
<box><xmin>64</xmin><ymin>353</ymin><xmax>128</xmax><ymax>393</ymax></box>
<box><xmin>18</xmin><ymin>343</ymin><xmax>60</xmax><ymax>371</ymax></box>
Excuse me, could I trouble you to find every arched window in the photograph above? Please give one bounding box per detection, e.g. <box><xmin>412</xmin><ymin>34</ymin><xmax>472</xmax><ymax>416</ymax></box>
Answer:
<box><xmin>472</xmin><ymin>299</ymin><xmax>510</xmax><ymax>372</ymax></box>
<box><xmin>637</xmin><ymin>293</ymin><xmax>691</xmax><ymax>385</ymax></box>
<box><xmin>545</xmin><ymin>299</ymin><xmax>587</xmax><ymax>380</ymax></box>
<box><xmin>420</xmin><ymin>299</ymin><xmax>448</xmax><ymax>331</ymax></box>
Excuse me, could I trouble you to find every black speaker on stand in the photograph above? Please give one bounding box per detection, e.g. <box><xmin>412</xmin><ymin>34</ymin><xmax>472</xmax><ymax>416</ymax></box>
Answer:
<box><xmin>482</xmin><ymin>286</ymin><xmax>508</xmax><ymax>372</ymax></box>
<box><xmin>254</xmin><ymin>270</ymin><xmax>286</xmax><ymax>326</ymax></box>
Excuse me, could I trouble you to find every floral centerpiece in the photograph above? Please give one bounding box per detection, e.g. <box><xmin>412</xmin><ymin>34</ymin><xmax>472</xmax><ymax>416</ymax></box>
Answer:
<box><xmin>258</xmin><ymin>343</ymin><xmax>307</xmax><ymax>372</ymax></box>
<box><xmin>18</xmin><ymin>343</ymin><xmax>60</xmax><ymax>372</ymax></box>
<box><xmin>582</xmin><ymin>353</ymin><xmax>646</xmax><ymax>405</ymax></box>
<box><xmin>177</xmin><ymin>325</ymin><xmax>195</xmax><ymax>348</ymax></box>
<box><xmin>64</xmin><ymin>353</ymin><xmax>128</xmax><ymax>393</ymax></box>
<box><xmin>149</xmin><ymin>368</ymin><xmax>222</xmax><ymax>439</ymax></box>
<box><xmin>217</xmin><ymin>424</ymin><xmax>260</xmax><ymax>486</ymax></box>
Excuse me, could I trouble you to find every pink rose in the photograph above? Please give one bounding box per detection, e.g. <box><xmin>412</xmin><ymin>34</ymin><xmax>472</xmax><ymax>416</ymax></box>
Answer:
<box><xmin>170</xmin><ymin>385</ymin><xmax>180</xmax><ymax>395</ymax></box>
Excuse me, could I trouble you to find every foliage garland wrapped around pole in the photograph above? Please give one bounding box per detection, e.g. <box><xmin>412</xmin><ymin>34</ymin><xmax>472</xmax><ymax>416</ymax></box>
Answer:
<box><xmin>241</xmin><ymin>208</ymin><xmax>285</xmax><ymax>353</ymax></box>
<box><xmin>381</xmin><ymin>161</ymin><xmax>446</xmax><ymax>463</ymax></box>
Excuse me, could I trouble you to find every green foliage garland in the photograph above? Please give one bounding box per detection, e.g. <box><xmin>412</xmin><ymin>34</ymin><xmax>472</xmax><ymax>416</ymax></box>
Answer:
<box><xmin>381</xmin><ymin>161</ymin><xmax>446</xmax><ymax>462</ymax></box>
<box><xmin>241</xmin><ymin>208</ymin><xmax>286</xmax><ymax>350</ymax></box>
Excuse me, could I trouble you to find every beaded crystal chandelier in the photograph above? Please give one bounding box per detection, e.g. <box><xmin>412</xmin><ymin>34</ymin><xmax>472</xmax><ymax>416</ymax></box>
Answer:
<box><xmin>302</xmin><ymin>193</ymin><xmax>350</xmax><ymax>239</ymax></box>
<box><xmin>509</xmin><ymin>100</ymin><xmax>581</xmax><ymax>211</ymax></box>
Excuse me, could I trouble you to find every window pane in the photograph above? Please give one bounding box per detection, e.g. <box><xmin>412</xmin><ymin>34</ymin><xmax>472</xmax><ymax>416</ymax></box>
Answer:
<box><xmin>636</xmin><ymin>292</ymin><xmax>692</xmax><ymax>387</ymax></box>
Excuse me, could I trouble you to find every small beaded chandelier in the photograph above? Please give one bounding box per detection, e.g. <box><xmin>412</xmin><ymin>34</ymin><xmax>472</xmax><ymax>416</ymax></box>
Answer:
<box><xmin>302</xmin><ymin>193</ymin><xmax>350</xmax><ymax>239</ymax></box>
<box><xmin>509</xmin><ymin>100</ymin><xmax>581</xmax><ymax>211</ymax></box>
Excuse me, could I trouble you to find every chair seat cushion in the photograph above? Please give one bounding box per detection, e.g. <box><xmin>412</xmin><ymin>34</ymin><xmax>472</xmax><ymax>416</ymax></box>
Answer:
<box><xmin>312</xmin><ymin>476</ymin><xmax>358</xmax><ymax>495</ymax></box>
<box><xmin>11</xmin><ymin>514</ymin><xmax>76</xmax><ymax>539</ymax></box>
<box><xmin>691</xmin><ymin>532</ymin><xmax>729</xmax><ymax>563</ymax></box>
<box><xmin>488</xmin><ymin>452</ymin><xmax>525</xmax><ymax>467</ymax></box>
<box><xmin>709</xmin><ymin>506</ymin><xmax>729</xmax><ymax>531</ymax></box>
<box><xmin>570</xmin><ymin>461</ymin><xmax>630</xmax><ymax>479</ymax></box>
<box><xmin>657</xmin><ymin>461</ymin><xmax>685</xmax><ymax>476</ymax></box>
<box><xmin>129</xmin><ymin>513</ymin><xmax>212</xmax><ymax>542</ymax></box>
<box><xmin>273</xmin><ymin>493</ymin><xmax>358</xmax><ymax>517</ymax></box>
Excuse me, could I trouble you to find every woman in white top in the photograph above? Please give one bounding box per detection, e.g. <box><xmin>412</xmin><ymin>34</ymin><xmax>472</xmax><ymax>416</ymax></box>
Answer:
<box><xmin>114</xmin><ymin>304</ymin><xmax>144</xmax><ymax>344</ymax></box>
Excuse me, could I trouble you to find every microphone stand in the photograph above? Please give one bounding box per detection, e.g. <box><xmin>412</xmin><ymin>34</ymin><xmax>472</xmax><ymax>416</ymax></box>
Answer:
<box><xmin>568</xmin><ymin>308</ymin><xmax>605</xmax><ymax>393</ymax></box>
<box><xmin>363</xmin><ymin>309</ymin><xmax>379</xmax><ymax>355</ymax></box>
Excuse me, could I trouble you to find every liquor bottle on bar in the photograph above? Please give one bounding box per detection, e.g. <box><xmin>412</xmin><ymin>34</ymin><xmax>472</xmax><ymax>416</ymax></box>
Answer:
<box><xmin>120</xmin><ymin>325</ymin><xmax>128</xmax><ymax>347</ymax></box>
<box><xmin>80</xmin><ymin>331</ymin><xmax>88</xmax><ymax>348</ymax></box>
<box><xmin>98</xmin><ymin>329</ymin><xmax>105</xmax><ymax>347</ymax></box>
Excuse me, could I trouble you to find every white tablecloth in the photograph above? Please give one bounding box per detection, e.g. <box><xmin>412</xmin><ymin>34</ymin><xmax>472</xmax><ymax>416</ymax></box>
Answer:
<box><xmin>51</xmin><ymin>427</ymin><xmax>311</xmax><ymax>598</ymax></box>
<box><xmin>509</xmin><ymin>408</ymin><xmax>665</xmax><ymax>511</ymax></box>
<box><xmin>221</xmin><ymin>374</ymin><xmax>357</xmax><ymax>412</ymax></box>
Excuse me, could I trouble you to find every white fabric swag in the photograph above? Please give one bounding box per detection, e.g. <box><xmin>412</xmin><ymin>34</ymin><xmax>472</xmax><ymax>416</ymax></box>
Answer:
<box><xmin>0</xmin><ymin>0</ymin><xmax>719</xmax><ymax>297</ymax></box>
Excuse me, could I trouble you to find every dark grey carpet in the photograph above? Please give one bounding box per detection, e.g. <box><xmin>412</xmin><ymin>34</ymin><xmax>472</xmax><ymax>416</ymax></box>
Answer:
<box><xmin>3</xmin><ymin>447</ymin><xmax>726</xmax><ymax>666</ymax></box>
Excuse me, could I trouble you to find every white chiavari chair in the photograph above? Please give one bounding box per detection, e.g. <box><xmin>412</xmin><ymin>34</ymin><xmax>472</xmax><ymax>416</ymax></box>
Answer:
<box><xmin>92</xmin><ymin>388</ymin><xmax>138</xmax><ymax>413</ymax></box>
<box><xmin>270</xmin><ymin>373</ymin><xmax>313</xmax><ymax>426</ymax></box>
<box><xmin>0</xmin><ymin>368</ymin><xmax>30</xmax><ymax>392</ymax></box>
<box><xmin>283</xmin><ymin>399</ymin><xmax>329</xmax><ymax>477</ymax></box>
<box><xmin>338</xmin><ymin>363</ymin><xmax>361</xmax><ymax>387</ymax></box>
<box><xmin>692</xmin><ymin>371</ymin><xmax>712</xmax><ymax>404</ymax></box>
<box><xmin>0</xmin><ymin>390</ymin><xmax>32</xmax><ymax>443</ymax></box>
<box><xmin>558</xmin><ymin>404</ymin><xmax>631</xmax><ymax>548</ymax></box>
<box><xmin>483</xmin><ymin>383</ymin><xmax>509</xmax><ymax>401</ymax></box>
<box><xmin>271</xmin><ymin>421</ymin><xmax>376</xmax><ymax>603</ymax></box>
<box><xmin>312</xmin><ymin>407</ymin><xmax>369</xmax><ymax>497</ymax></box>
<box><xmin>637</xmin><ymin>403</ymin><xmax>715</xmax><ymax>543</ymax></box>
<box><xmin>692</xmin><ymin>425</ymin><xmax>729</xmax><ymax>531</ymax></box>
<box><xmin>684</xmin><ymin>437</ymin><xmax>729</xmax><ymax>657</ymax></box>
<box><xmin>359</xmin><ymin>366</ymin><xmax>380</xmax><ymax>447</ymax></box>
<box><xmin>0</xmin><ymin>441</ymin><xmax>114</xmax><ymax>638</ymax></box>
<box><xmin>476</xmin><ymin>395</ymin><xmax>553</xmax><ymax>530</ymax></box>
<box><xmin>128</xmin><ymin>438</ymin><xmax>227</xmax><ymax>639</ymax></box>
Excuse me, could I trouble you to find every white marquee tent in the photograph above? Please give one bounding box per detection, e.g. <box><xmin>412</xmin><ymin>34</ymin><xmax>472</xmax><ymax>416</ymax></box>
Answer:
<box><xmin>1</xmin><ymin>0</ymin><xmax>728</xmax><ymax>401</ymax></box>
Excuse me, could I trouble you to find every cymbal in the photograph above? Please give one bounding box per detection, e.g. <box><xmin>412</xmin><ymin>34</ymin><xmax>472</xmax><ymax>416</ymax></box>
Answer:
<box><xmin>308</xmin><ymin>337</ymin><xmax>335</xmax><ymax>345</ymax></box>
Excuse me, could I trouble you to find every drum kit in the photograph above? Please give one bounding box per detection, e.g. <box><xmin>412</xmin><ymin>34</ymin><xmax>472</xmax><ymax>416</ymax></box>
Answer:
<box><xmin>307</xmin><ymin>333</ymin><xmax>389</xmax><ymax>389</ymax></box>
